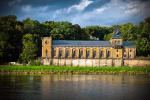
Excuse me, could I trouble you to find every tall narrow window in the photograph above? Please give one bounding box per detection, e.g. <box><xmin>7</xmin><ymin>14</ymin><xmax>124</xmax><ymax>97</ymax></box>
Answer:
<box><xmin>107</xmin><ymin>51</ymin><xmax>110</xmax><ymax>58</ymax></box>
<box><xmin>93</xmin><ymin>50</ymin><xmax>97</xmax><ymax>58</ymax></box>
<box><xmin>53</xmin><ymin>49</ymin><xmax>56</xmax><ymax>57</ymax></box>
<box><xmin>86</xmin><ymin>50</ymin><xmax>90</xmax><ymax>58</ymax></box>
<box><xmin>72</xmin><ymin>49</ymin><xmax>76</xmax><ymax>58</ymax></box>
<box><xmin>66</xmin><ymin>49</ymin><xmax>69</xmax><ymax>58</ymax></box>
<box><xmin>117</xmin><ymin>54</ymin><xmax>118</xmax><ymax>58</ymax></box>
<box><xmin>79</xmin><ymin>49</ymin><xmax>83</xmax><ymax>58</ymax></box>
<box><xmin>100</xmin><ymin>50</ymin><xmax>103</xmax><ymax>58</ymax></box>
<box><xmin>59</xmin><ymin>49</ymin><xmax>62</xmax><ymax>58</ymax></box>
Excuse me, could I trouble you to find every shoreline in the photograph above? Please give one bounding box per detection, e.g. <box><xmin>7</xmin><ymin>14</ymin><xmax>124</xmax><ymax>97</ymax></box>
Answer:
<box><xmin>0</xmin><ymin>71</ymin><xmax>149</xmax><ymax>75</ymax></box>
<box><xmin>0</xmin><ymin>65</ymin><xmax>150</xmax><ymax>75</ymax></box>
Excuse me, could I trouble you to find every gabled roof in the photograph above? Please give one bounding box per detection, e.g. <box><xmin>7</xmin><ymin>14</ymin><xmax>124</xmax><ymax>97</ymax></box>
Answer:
<box><xmin>112</xmin><ymin>30</ymin><xmax>122</xmax><ymax>39</ymax></box>
<box><xmin>53</xmin><ymin>40</ymin><xmax>112</xmax><ymax>47</ymax></box>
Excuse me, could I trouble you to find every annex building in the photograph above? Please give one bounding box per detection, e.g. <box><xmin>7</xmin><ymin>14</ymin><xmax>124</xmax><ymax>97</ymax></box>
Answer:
<box><xmin>41</xmin><ymin>29</ymin><xmax>136</xmax><ymax>66</ymax></box>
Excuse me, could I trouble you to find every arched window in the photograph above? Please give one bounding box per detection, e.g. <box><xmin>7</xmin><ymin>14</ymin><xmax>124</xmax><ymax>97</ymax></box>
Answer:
<box><xmin>117</xmin><ymin>54</ymin><xmax>118</xmax><ymax>58</ymax></box>
<box><xmin>53</xmin><ymin>48</ymin><xmax>56</xmax><ymax>57</ymax></box>
<box><xmin>99</xmin><ymin>50</ymin><xmax>103</xmax><ymax>58</ymax></box>
<box><xmin>66</xmin><ymin>49</ymin><xmax>69</xmax><ymax>58</ymax></box>
<box><xmin>79</xmin><ymin>49</ymin><xmax>83</xmax><ymax>58</ymax></box>
<box><xmin>86</xmin><ymin>50</ymin><xmax>90</xmax><ymax>58</ymax></box>
<box><xmin>107</xmin><ymin>51</ymin><xmax>110</xmax><ymax>58</ymax></box>
<box><xmin>59</xmin><ymin>49</ymin><xmax>63</xmax><ymax>58</ymax></box>
<box><xmin>93</xmin><ymin>50</ymin><xmax>97</xmax><ymax>58</ymax></box>
<box><xmin>72</xmin><ymin>49</ymin><xmax>76</xmax><ymax>58</ymax></box>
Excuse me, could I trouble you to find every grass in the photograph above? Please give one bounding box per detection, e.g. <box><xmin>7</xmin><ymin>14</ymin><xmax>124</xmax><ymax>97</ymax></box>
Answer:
<box><xmin>0</xmin><ymin>65</ymin><xmax>150</xmax><ymax>75</ymax></box>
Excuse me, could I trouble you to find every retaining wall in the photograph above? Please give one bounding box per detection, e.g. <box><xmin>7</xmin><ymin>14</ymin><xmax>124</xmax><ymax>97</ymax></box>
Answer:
<box><xmin>43</xmin><ymin>59</ymin><xmax>150</xmax><ymax>67</ymax></box>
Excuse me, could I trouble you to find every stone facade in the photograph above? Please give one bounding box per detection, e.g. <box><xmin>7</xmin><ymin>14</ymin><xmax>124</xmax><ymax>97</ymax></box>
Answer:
<box><xmin>41</xmin><ymin>29</ymin><xmax>140</xmax><ymax>67</ymax></box>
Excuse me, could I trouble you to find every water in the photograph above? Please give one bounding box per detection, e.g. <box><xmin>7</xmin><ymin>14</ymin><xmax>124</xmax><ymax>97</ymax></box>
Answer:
<box><xmin>0</xmin><ymin>75</ymin><xmax>150</xmax><ymax>100</ymax></box>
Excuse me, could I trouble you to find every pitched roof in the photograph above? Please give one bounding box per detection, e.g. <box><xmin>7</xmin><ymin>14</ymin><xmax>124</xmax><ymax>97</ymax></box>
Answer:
<box><xmin>123</xmin><ymin>41</ymin><xmax>136</xmax><ymax>47</ymax></box>
<box><xmin>112</xmin><ymin>30</ymin><xmax>122</xmax><ymax>39</ymax></box>
<box><xmin>53</xmin><ymin>40</ymin><xmax>112</xmax><ymax>47</ymax></box>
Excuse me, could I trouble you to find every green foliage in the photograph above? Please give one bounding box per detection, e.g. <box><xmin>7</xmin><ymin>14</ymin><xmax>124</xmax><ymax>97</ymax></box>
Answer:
<box><xmin>136</xmin><ymin>17</ymin><xmax>150</xmax><ymax>56</ymax></box>
<box><xmin>30</xmin><ymin>58</ymin><xmax>41</xmax><ymax>66</ymax></box>
<box><xmin>120</xmin><ymin>23</ymin><xmax>138</xmax><ymax>40</ymax></box>
<box><xmin>0</xmin><ymin>66</ymin><xmax>150</xmax><ymax>74</ymax></box>
<box><xmin>83</xmin><ymin>26</ymin><xmax>113</xmax><ymax>40</ymax></box>
<box><xmin>0</xmin><ymin>15</ymin><xmax>23</xmax><ymax>63</ymax></box>
<box><xmin>0</xmin><ymin>15</ymin><xmax>150</xmax><ymax>64</ymax></box>
<box><xmin>19</xmin><ymin>34</ymin><xmax>38</xmax><ymax>64</ymax></box>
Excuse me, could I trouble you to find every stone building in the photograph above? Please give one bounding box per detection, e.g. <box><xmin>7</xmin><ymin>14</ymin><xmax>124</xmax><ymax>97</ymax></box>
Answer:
<box><xmin>41</xmin><ymin>29</ymin><xmax>136</xmax><ymax>66</ymax></box>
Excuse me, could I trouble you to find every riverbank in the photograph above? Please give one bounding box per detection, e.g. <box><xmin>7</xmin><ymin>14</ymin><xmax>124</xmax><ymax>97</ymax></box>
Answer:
<box><xmin>0</xmin><ymin>65</ymin><xmax>150</xmax><ymax>75</ymax></box>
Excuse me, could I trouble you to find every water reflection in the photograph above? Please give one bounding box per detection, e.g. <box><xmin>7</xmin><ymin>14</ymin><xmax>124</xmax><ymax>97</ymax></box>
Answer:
<box><xmin>0</xmin><ymin>75</ymin><xmax>150</xmax><ymax>100</ymax></box>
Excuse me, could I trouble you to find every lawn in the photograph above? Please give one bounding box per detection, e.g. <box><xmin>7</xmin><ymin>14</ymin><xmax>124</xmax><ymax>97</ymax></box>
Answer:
<box><xmin>0</xmin><ymin>65</ymin><xmax>150</xmax><ymax>74</ymax></box>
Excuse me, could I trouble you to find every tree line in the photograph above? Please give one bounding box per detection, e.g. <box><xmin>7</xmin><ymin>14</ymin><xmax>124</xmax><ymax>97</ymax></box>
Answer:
<box><xmin>0</xmin><ymin>15</ymin><xmax>150</xmax><ymax>64</ymax></box>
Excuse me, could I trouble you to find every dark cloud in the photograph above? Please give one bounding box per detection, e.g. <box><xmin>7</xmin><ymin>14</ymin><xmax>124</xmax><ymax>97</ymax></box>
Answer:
<box><xmin>0</xmin><ymin>0</ymin><xmax>80</xmax><ymax>15</ymax></box>
<box><xmin>0</xmin><ymin>0</ymin><xmax>150</xmax><ymax>26</ymax></box>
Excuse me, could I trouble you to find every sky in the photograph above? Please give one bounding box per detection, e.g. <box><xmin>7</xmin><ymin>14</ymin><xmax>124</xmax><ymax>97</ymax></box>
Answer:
<box><xmin>0</xmin><ymin>0</ymin><xmax>150</xmax><ymax>27</ymax></box>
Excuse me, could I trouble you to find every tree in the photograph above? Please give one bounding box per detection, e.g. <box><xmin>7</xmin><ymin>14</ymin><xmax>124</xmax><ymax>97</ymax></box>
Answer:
<box><xmin>20</xmin><ymin>34</ymin><xmax>38</xmax><ymax>64</ymax></box>
<box><xmin>0</xmin><ymin>15</ymin><xmax>23</xmax><ymax>63</ymax></box>
<box><xmin>83</xmin><ymin>26</ymin><xmax>113</xmax><ymax>40</ymax></box>
<box><xmin>119</xmin><ymin>23</ymin><xmax>138</xmax><ymax>41</ymax></box>
<box><xmin>136</xmin><ymin>17</ymin><xmax>150</xmax><ymax>56</ymax></box>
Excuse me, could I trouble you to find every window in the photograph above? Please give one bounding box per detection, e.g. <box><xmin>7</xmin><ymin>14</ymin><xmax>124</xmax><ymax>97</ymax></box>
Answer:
<box><xmin>107</xmin><ymin>51</ymin><xmax>110</xmax><ymax>58</ymax></box>
<box><xmin>72</xmin><ymin>49</ymin><xmax>76</xmax><ymax>58</ymax></box>
<box><xmin>117</xmin><ymin>54</ymin><xmax>118</xmax><ymax>57</ymax></box>
<box><xmin>79</xmin><ymin>49</ymin><xmax>83</xmax><ymax>58</ymax></box>
<box><xmin>116</xmin><ymin>49</ymin><xmax>118</xmax><ymax>52</ymax></box>
<box><xmin>45</xmin><ymin>40</ymin><xmax>48</xmax><ymax>45</ymax></box>
<box><xmin>59</xmin><ymin>49</ymin><xmax>63</xmax><ymax>58</ymax></box>
<box><xmin>66</xmin><ymin>49</ymin><xmax>69</xmax><ymax>58</ymax></box>
<box><xmin>86</xmin><ymin>50</ymin><xmax>90</xmax><ymax>58</ymax></box>
<box><xmin>53</xmin><ymin>49</ymin><xmax>56</xmax><ymax>57</ymax></box>
<box><xmin>93</xmin><ymin>50</ymin><xmax>97</xmax><ymax>58</ymax></box>
<box><xmin>46</xmin><ymin>49</ymin><xmax>48</xmax><ymax>58</ymax></box>
<box><xmin>124</xmin><ymin>49</ymin><xmax>126</xmax><ymax>52</ymax></box>
<box><xmin>100</xmin><ymin>50</ymin><xmax>103</xmax><ymax>58</ymax></box>
<box><xmin>124</xmin><ymin>54</ymin><xmax>126</xmax><ymax>57</ymax></box>
<box><xmin>130</xmin><ymin>50</ymin><xmax>132</xmax><ymax>52</ymax></box>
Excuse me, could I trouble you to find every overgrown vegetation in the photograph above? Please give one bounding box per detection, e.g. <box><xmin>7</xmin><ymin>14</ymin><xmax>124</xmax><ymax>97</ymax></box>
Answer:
<box><xmin>0</xmin><ymin>66</ymin><xmax>150</xmax><ymax>74</ymax></box>
<box><xmin>0</xmin><ymin>15</ymin><xmax>150</xmax><ymax>64</ymax></box>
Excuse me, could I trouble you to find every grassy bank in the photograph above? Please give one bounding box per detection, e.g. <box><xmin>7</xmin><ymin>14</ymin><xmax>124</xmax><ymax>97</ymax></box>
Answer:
<box><xmin>0</xmin><ymin>65</ymin><xmax>150</xmax><ymax>75</ymax></box>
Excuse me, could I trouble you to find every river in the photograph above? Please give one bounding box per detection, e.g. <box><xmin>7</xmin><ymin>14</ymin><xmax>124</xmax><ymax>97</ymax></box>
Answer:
<box><xmin>0</xmin><ymin>75</ymin><xmax>150</xmax><ymax>100</ymax></box>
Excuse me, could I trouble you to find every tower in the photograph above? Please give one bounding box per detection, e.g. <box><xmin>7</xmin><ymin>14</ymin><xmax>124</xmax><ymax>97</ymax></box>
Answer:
<box><xmin>110</xmin><ymin>27</ymin><xmax>123</xmax><ymax>59</ymax></box>
<box><xmin>42</xmin><ymin>36</ymin><xmax>52</xmax><ymax>59</ymax></box>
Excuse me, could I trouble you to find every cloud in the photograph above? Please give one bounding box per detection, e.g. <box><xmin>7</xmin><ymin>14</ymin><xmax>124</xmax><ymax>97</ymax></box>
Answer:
<box><xmin>10</xmin><ymin>0</ymin><xmax>150</xmax><ymax>26</ymax></box>
<box><xmin>22</xmin><ymin>5</ymin><xmax>48</xmax><ymax>13</ymax></box>
<box><xmin>8</xmin><ymin>0</ymin><xmax>22</xmax><ymax>7</ymax></box>
<box><xmin>69</xmin><ymin>0</ymin><xmax>150</xmax><ymax>26</ymax></box>
<box><xmin>67</xmin><ymin>0</ymin><xmax>93</xmax><ymax>13</ymax></box>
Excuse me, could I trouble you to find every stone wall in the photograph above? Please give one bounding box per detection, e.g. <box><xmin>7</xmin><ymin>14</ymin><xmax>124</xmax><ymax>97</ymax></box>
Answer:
<box><xmin>42</xmin><ymin>59</ymin><xmax>150</xmax><ymax>67</ymax></box>
<box><xmin>124</xmin><ymin>59</ymin><xmax>150</xmax><ymax>67</ymax></box>
<box><xmin>43</xmin><ymin>59</ymin><xmax>124</xmax><ymax>67</ymax></box>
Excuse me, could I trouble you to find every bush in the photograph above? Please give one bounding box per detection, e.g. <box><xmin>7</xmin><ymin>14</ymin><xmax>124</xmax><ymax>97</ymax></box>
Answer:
<box><xmin>30</xmin><ymin>58</ymin><xmax>41</xmax><ymax>66</ymax></box>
